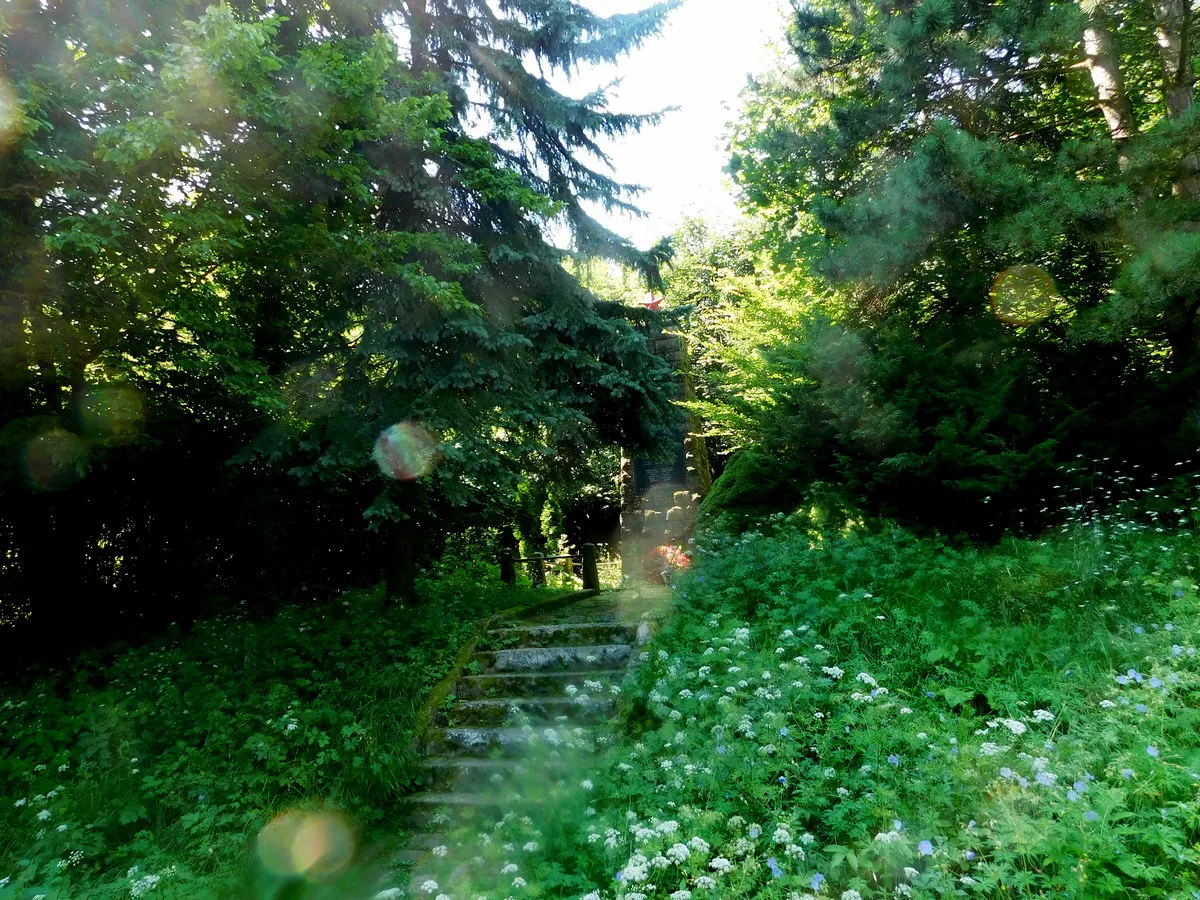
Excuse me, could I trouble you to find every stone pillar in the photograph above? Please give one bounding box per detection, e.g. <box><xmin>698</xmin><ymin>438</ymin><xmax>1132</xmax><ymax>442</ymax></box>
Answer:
<box><xmin>619</xmin><ymin>326</ymin><xmax>712</xmax><ymax>578</ymax></box>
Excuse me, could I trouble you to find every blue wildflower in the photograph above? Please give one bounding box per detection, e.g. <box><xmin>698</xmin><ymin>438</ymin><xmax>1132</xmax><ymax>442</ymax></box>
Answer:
<box><xmin>1084</xmin><ymin>810</ymin><xmax>1099</xmax><ymax>822</ymax></box>
<box><xmin>1067</xmin><ymin>790</ymin><xmax>1079</xmax><ymax>801</ymax></box>
<box><xmin>888</xmin><ymin>754</ymin><xmax>901</xmax><ymax>766</ymax></box>
<box><xmin>716</xmin><ymin>745</ymin><xmax>726</xmax><ymax>755</ymax></box>
<box><xmin>1136</xmin><ymin>703</ymin><xmax>1148</xmax><ymax>713</ymax></box>
<box><xmin>616</xmin><ymin>870</ymin><xmax>625</xmax><ymax>882</ymax></box>
<box><xmin>779</xmin><ymin>776</ymin><xmax>788</xmax><ymax>785</ymax></box>
<box><xmin>767</xmin><ymin>857</ymin><xmax>783</xmax><ymax>878</ymax></box>
<box><xmin>1121</xmin><ymin>768</ymin><xmax>1135</xmax><ymax>779</ymax></box>
<box><xmin>780</xmin><ymin>726</ymin><xmax>789</xmax><ymax>737</ymax></box>
<box><xmin>1073</xmin><ymin>780</ymin><xmax>1087</xmax><ymax>792</ymax></box>
<box><xmin>1134</xmin><ymin>626</ymin><xmax>1145</xmax><ymax>634</ymax></box>
<box><xmin>748</xmin><ymin>824</ymin><xmax>761</xmax><ymax>839</ymax></box>
<box><xmin>1147</xmin><ymin>745</ymin><xmax>1160</xmax><ymax>758</ymax></box>
<box><xmin>964</xmin><ymin>850</ymin><xmax>976</xmax><ymax>860</ymax></box>
<box><xmin>811</xmin><ymin>873</ymin><xmax>825</xmax><ymax>890</ymax></box>
<box><xmin>918</xmin><ymin>840</ymin><xmax>934</xmax><ymax>856</ymax></box>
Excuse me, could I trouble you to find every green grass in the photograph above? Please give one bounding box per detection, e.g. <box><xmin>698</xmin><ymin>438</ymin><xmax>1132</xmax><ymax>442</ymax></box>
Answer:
<box><xmin>0</xmin><ymin>566</ymin><xmax>558</xmax><ymax>899</ymax></box>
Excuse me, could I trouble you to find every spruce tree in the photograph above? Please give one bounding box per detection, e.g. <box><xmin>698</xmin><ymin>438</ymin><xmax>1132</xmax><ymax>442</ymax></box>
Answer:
<box><xmin>0</xmin><ymin>0</ymin><xmax>680</xmax><ymax>612</ymax></box>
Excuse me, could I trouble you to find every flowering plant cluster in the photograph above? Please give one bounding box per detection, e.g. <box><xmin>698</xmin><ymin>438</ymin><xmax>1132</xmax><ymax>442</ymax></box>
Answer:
<box><xmin>641</xmin><ymin>546</ymin><xmax>691</xmax><ymax>585</ymax></box>
<box><xmin>408</xmin><ymin>501</ymin><xmax>1200</xmax><ymax>899</ymax></box>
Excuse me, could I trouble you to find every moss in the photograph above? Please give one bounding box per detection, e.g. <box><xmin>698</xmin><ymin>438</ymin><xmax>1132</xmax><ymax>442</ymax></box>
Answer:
<box><xmin>697</xmin><ymin>450</ymin><xmax>810</xmax><ymax>521</ymax></box>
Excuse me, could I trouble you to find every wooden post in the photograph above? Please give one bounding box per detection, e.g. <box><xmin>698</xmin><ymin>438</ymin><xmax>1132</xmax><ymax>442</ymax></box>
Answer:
<box><xmin>530</xmin><ymin>553</ymin><xmax>545</xmax><ymax>587</ymax></box>
<box><xmin>498</xmin><ymin>527</ymin><xmax>518</xmax><ymax>584</ymax></box>
<box><xmin>582</xmin><ymin>543</ymin><xmax>600</xmax><ymax>591</ymax></box>
<box><xmin>499</xmin><ymin>548</ymin><xmax>515</xmax><ymax>585</ymax></box>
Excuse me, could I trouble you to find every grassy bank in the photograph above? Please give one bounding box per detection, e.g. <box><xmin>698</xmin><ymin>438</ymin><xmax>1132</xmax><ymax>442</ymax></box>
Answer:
<box><xmin>0</xmin><ymin>565</ymin><xmax>557</xmax><ymax>899</ymax></box>
<box><xmin>414</xmin><ymin>502</ymin><xmax>1200</xmax><ymax>898</ymax></box>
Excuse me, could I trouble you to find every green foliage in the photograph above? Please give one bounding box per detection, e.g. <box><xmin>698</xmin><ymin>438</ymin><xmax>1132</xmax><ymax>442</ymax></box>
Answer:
<box><xmin>698</xmin><ymin>450</ymin><xmax>810</xmax><ymax>523</ymax></box>
<box><xmin>1</xmin><ymin>0</ymin><xmax>681</xmax><ymax>622</ymax></box>
<box><xmin>410</xmin><ymin>489</ymin><xmax>1200</xmax><ymax>899</ymax></box>
<box><xmin>703</xmin><ymin>0</ymin><xmax>1200</xmax><ymax>533</ymax></box>
<box><xmin>0</xmin><ymin>573</ymin><xmax>556</xmax><ymax>897</ymax></box>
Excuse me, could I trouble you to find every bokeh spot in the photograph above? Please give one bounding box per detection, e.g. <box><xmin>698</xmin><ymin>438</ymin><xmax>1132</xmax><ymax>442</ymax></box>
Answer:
<box><xmin>77</xmin><ymin>385</ymin><xmax>146</xmax><ymax>444</ymax></box>
<box><xmin>990</xmin><ymin>265</ymin><xmax>1061</xmax><ymax>326</ymax></box>
<box><xmin>22</xmin><ymin>429</ymin><xmax>89</xmax><ymax>491</ymax></box>
<box><xmin>256</xmin><ymin>810</ymin><xmax>355</xmax><ymax>881</ymax></box>
<box><xmin>373</xmin><ymin>422</ymin><xmax>437</xmax><ymax>480</ymax></box>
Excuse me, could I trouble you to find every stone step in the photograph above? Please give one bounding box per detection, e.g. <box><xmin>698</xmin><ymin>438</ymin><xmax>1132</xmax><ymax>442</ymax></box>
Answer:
<box><xmin>418</xmin><ymin>757</ymin><xmax>532</xmax><ymax>792</ymax></box>
<box><xmin>425</xmin><ymin>725</ymin><xmax>594</xmax><ymax>758</ymax></box>
<box><xmin>480</xmin><ymin>622</ymin><xmax>637</xmax><ymax>650</ymax></box>
<box><xmin>455</xmin><ymin>669</ymin><xmax>626</xmax><ymax>700</ymax></box>
<box><xmin>408</xmin><ymin>832</ymin><xmax>448</xmax><ymax>851</ymax></box>
<box><xmin>443</xmin><ymin>695</ymin><xmax>615</xmax><ymax>727</ymax></box>
<box><xmin>473</xmin><ymin>644</ymin><xmax>633</xmax><ymax>673</ymax></box>
<box><xmin>399</xmin><ymin>791</ymin><xmax>501</xmax><ymax>829</ymax></box>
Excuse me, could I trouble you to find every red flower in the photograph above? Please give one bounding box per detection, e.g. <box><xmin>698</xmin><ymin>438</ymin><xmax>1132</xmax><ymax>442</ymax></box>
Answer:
<box><xmin>641</xmin><ymin>544</ymin><xmax>690</xmax><ymax>583</ymax></box>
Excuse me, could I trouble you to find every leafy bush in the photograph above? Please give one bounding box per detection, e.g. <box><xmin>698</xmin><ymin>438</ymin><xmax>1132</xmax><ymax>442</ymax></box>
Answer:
<box><xmin>698</xmin><ymin>451</ymin><xmax>810</xmax><ymax>524</ymax></box>
<box><xmin>0</xmin><ymin>573</ymin><xmax>554</xmax><ymax>898</ymax></box>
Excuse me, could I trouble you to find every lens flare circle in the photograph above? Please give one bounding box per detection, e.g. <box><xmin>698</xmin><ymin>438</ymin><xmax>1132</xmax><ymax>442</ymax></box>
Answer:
<box><xmin>256</xmin><ymin>810</ymin><xmax>354</xmax><ymax>881</ymax></box>
<box><xmin>77</xmin><ymin>385</ymin><xmax>145</xmax><ymax>444</ymax></box>
<box><xmin>989</xmin><ymin>265</ymin><xmax>1060</xmax><ymax>326</ymax></box>
<box><xmin>22</xmin><ymin>429</ymin><xmax>88</xmax><ymax>491</ymax></box>
<box><xmin>372</xmin><ymin>422</ymin><xmax>437</xmax><ymax>481</ymax></box>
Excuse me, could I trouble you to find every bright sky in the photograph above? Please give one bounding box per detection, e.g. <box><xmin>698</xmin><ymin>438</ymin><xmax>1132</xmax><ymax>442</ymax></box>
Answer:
<box><xmin>562</xmin><ymin>0</ymin><xmax>790</xmax><ymax>248</ymax></box>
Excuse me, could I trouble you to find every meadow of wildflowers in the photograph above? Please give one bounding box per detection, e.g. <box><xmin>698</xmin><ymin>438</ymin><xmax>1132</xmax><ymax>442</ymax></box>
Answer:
<box><xmin>0</xmin><ymin>570</ymin><xmax>555</xmax><ymax>899</ymax></box>
<box><xmin>413</xmin><ymin>493</ymin><xmax>1200</xmax><ymax>899</ymax></box>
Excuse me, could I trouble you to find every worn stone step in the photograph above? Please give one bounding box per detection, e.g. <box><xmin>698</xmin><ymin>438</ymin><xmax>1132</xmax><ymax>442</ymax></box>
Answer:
<box><xmin>425</xmin><ymin>725</ymin><xmax>594</xmax><ymax>758</ymax></box>
<box><xmin>443</xmin><ymin>695</ymin><xmax>615</xmax><ymax>727</ymax></box>
<box><xmin>473</xmin><ymin>644</ymin><xmax>633</xmax><ymax>673</ymax></box>
<box><xmin>408</xmin><ymin>832</ymin><xmax>448</xmax><ymax>851</ymax></box>
<box><xmin>419</xmin><ymin>757</ymin><xmax>539</xmax><ymax>792</ymax></box>
<box><xmin>399</xmin><ymin>791</ymin><xmax>501</xmax><ymax>829</ymax></box>
<box><xmin>480</xmin><ymin>622</ymin><xmax>637</xmax><ymax>650</ymax></box>
<box><xmin>455</xmin><ymin>669</ymin><xmax>625</xmax><ymax>700</ymax></box>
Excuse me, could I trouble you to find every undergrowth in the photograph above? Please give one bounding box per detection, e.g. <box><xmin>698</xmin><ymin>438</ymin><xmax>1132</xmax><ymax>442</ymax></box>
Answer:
<box><xmin>413</xmin><ymin>495</ymin><xmax>1200</xmax><ymax>899</ymax></box>
<box><xmin>0</xmin><ymin>560</ymin><xmax>555</xmax><ymax>899</ymax></box>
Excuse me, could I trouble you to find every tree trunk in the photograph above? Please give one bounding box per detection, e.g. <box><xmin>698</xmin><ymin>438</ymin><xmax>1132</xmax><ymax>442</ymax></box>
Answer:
<box><xmin>1153</xmin><ymin>0</ymin><xmax>1200</xmax><ymax>194</ymax></box>
<box><xmin>384</xmin><ymin>518</ymin><xmax>418</xmax><ymax>605</ymax></box>
<box><xmin>1082</xmin><ymin>13</ymin><xmax>1138</xmax><ymax>168</ymax></box>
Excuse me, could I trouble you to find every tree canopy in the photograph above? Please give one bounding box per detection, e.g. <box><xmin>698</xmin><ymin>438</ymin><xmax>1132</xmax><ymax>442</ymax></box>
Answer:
<box><xmin>695</xmin><ymin>0</ymin><xmax>1200</xmax><ymax>534</ymax></box>
<box><xmin>0</xmin><ymin>0</ymin><xmax>680</xmax><ymax>651</ymax></box>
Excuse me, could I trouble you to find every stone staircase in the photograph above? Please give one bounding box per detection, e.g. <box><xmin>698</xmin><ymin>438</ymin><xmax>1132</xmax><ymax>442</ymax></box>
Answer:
<box><xmin>385</xmin><ymin>593</ymin><xmax>656</xmax><ymax>890</ymax></box>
